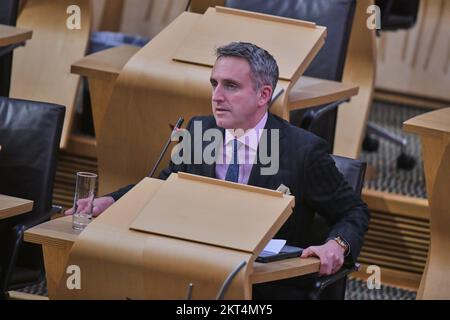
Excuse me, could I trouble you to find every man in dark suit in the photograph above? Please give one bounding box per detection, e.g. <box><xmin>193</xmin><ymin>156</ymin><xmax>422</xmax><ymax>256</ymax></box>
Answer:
<box><xmin>67</xmin><ymin>42</ymin><xmax>369</xmax><ymax>299</ymax></box>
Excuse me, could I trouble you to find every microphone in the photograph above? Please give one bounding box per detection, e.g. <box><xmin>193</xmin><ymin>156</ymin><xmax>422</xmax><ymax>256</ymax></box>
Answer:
<box><xmin>148</xmin><ymin>117</ymin><xmax>184</xmax><ymax>178</ymax></box>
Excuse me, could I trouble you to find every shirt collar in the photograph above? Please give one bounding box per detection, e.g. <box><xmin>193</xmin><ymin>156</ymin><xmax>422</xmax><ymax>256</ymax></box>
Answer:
<box><xmin>224</xmin><ymin>112</ymin><xmax>268</xmax><ymax>150</ymax></box>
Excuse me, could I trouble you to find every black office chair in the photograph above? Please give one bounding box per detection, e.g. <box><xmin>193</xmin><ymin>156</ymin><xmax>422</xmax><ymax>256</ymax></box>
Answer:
<box><xmin>226</xmin><ymin>0</ymin><xmax>357</xmax><ymax>151</ymax></box>
<box><xmin>0</xmin><ymin>97</ymin><xmax>65</xmax><ymax>299</ymax></box>
<box><xmin>0</xmin><ymin>0</ymin><xmax>20</xmax><ymax>97</ymax></box>
<box><xmin>305</xmin><ymin>154</ymin><xmax>366</xmax><ymax>300</ymax></box>
<box><xmin>363</xmin><ymin>0</ymin><xmax>420</xmax><ymax>170</ymax></box>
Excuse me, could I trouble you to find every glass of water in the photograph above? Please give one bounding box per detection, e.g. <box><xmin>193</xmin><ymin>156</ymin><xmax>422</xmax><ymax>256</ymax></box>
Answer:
<box><xmin>72</xmin><ymin>172</ymin><xmax>97</xmax><ymax>230</ymax></box>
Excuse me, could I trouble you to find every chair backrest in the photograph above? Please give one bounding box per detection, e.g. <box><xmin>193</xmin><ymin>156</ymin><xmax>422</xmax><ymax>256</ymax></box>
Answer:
<box><xmin>331</xmin><ymin>155</ymin><xmax>366</xmax><ymax>194</ymax></box>
<box><xmin>312</xmin><ymin>155</ymin><xmax>366</xmax><ymax>300</ymax></box>
<box><xmin>0</xmin><ymin>97</ymin><xmax>65</xmax><ymax>291</ymax></box>
<box><xmin>226</xmin><ymin>0</ymin><xmax>356</xmax><ymax>81</ymax></box>
<box><xmin>0</xmin><ymin>0</ymin><xmax>20</xmax><ymax>97</ymax></box>
<box><xmin>376</xmin><ymin>0</ymin><xmax>420</xmax><ymax>31</ymax></box>
<box><xmin>225</xmin><ymin>0</ymin><xmax>356</xmax><ymax>149</ymax></box>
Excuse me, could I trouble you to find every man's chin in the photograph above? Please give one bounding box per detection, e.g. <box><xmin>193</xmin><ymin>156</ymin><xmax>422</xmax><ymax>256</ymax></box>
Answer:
<box><xmin>214</xmin><ymin>116</ymin><xmax>233</xmax><ymax>129</ymax></box>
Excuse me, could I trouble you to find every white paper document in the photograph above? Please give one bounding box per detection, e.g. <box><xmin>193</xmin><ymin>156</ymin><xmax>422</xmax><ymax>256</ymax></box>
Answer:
<box><xmin>262</xmin><ymin>239</ymin><xmax>287</xmax><ymax>254</ymax></box>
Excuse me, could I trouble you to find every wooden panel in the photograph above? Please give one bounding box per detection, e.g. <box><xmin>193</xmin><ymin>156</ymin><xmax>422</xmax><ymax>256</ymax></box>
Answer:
<box><xmin>376</xmin><ymin>0</ymin><xmax>450</xmax><ymax>102</ymax></box>
<box><xmin>173</xmin><ymin>7</ymin><xmax>326</xmax><ymax>82</ymax></box>
<box><xmin>92</xmin><ymin>0</ymin><xmax>190</xmax><ymax>39</ymax></box>
<box><xmin>288</xmin><ymin>76</ymin><xmax>359</xmax><ymax>111</ymax></box>
<box><xmin>0</xmin><ymin>24</ymin><xmax>32</xmax><ymax>46</ymax></box>
<box><xmin>0</xmin><ymin>194</ymin><xmax>33</xmax><ymax>220</ymax></box>
<box><xmin>334</xmin><ymin>0</ymin><xmax>376</xmax><ymax>158</ymax></box>
<box><xmin>10</xmin><ymin>0</ymin><xmax>91</xmax><ymax>148</ymax></box>
<box><xmin>358</xmin><ymin>188</ymin><xmax>430</xmax><ymax>283</ymax></box>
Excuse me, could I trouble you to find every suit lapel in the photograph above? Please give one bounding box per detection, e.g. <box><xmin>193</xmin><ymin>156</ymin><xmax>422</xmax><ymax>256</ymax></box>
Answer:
<box><xmin>199</xmin><ymin>121</ymin><xmax>224</xmax><ymax>179</ymax></box>
<box><xmin>248</xmin><ymin>113</ymin><xmax>285</xmax><ymax>188</ymax></box>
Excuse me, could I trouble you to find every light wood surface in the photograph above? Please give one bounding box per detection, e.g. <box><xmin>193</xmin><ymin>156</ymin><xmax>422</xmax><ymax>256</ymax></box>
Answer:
<box><xmin>130</xmin><ymin>173</ymin><xmax>293</xmax><ymax>254</ymax></box>
<box><xmin>92</xmin><ymin>0</ymin><xmax>189</xmax><ymax>39</ymax></box>
<box><xmin>173</xmin><ymin>7</ymin><xmax>325</xmax><ymax>82</ymax></box>
<box><xmin>333</xmin><ymin>0</ymin><xmax>376</xmax><ymax>159</ymax></box>
<box><xmin>404</xmin><ymin>108</ymin><xmax>450</xmax><ymax>299</ymax></box>
<box><xmin>10</xmin><ymin>0</ymin><xmax>91</xmax><ymax>148</ymax></box>
<box><xmin>376</xmin><ymin>0</ymin><xmax>450</xmax><ymax>103</ymax></box>
<box><xmin>288</xmin><ymin>76</ymin><xmax>359</xmax><ymax>110</ymax></box>
<box><xmin>358</xmin><ymin>188</ymin><xmax>430</xmax><ymax>283</ymax></box>
<box><xmin>0</xmin><ymin>194</ymin><xmax>33</xmax><ymax>220</ymax></box>
<box><xmin>71</xmin><ymin>44</ymin><xmax>358</xmax><ymax>152</ymax></box>
<box><xmin>0</xmin><ymin>24</ymin><xmax>32</xmax><ymax>47</ymax></box>
<box><xmin>71</xmin><ymin>45</ymin><xmax>139</xmax><ymax>135</ymax></box>
<box><xmin>362</xmin><ymin>189</ymin><xmax>429</xmax><ymax>220</ymax></box>
<box><xmin>71</xmin><ymin>45</ymin><xmax>139</xmax><ymax>79</ymax></box>
<box><xmin>25</xmin><ymin>214</ymin><xmax>320</xmax><ymax>298</ymax></box>
<box><xmin>93</xmin><ymin>10</ymin><xmax>345</xmax><ymax>195</ymax></box>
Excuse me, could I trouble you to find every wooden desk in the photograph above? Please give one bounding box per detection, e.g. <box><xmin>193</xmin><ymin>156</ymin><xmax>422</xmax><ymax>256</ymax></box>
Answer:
<box><xmin>404</xmin><ymin>108</ymin><xmax>450</xmax><ymax>300</ymax></box>
<box><xmin>10</xmin><ymin>0</ymin><xmax>91</xmax><ymax>148</ymax></box>
<box><xmin>0</xmin><ymin>194</ymin><xmax>33</xmax><ymax>220</ymax></box>
<box><xmin>25</xmin><ymin>215</ymin><xmax>320</xmax><ymax>299</ymax></box>
<box><xmin>71</xmin><ymin>45</ymin><xmax>140</xmax><ymax>135</ymax></box>
<box><xmin>0</xmin><ymin>24</ymin><xmax>32</xmax><ymax>47</ymax></box>
<box><xmin>72</xmin><ymin>45</ymin><xmax>358</xmax><ymax>135</ymax></box>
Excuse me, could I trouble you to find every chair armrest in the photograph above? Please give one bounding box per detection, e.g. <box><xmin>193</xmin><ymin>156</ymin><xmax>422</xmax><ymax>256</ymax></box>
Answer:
<box><xmin>308</xmin><ymin>263</ymin><xmax>360</xmax><ymax>300</ymax></box>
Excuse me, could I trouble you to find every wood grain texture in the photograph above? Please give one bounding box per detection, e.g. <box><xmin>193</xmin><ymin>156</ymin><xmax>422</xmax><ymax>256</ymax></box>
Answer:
<box><xmin>96</xmin><ymin>11</ymin><xmax>325</xmax><ymax>194</ymax></box>
<box><xmin>376</xmin><ymin>0</ymin><xmax>450</xmax><ymax>102</ymax></box>
<box><xmin>403</xmin><ymin>108</ymin><xmax>450</xmax><ymax>299</ymax></box>
<box><xmin>0</xmin><ymin>24</ymin><xmax>32</xmax><ymax>46</ymax></box>
<box><xmin>25</xmin><ymin>178</ymin><xmax>316</xmax><ymax>299</ymax></box>
<box><xmin>0</xmin><ymin>194</ymin><xmax>33</xmax><ymax>220</ymax></box>
<box><xmin>10</xmin><ymin>0</ymin><xmax>91</xmax><ymax>148</ymax></box>
<box><xmin>333</xmin><ymin>0</ymin><xmax>376</xmax><ymax>159</ymax></box>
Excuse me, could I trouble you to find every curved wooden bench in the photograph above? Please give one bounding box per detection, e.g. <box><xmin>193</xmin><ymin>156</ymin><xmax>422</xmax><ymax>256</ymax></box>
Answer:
<box><xmin>404</xmin><ymin>108</ymin><xmax>450</xmax><ymax>299</ymax></box>
<box><xmin>10</xmin><ymin>0</ymin><xmax>91</xmax><ymax>148</ymax></box>
<box><xmin>333</xmin><ymin>0</ymin><xmax>377</xmax><ymax>158</ymax></box>
<box><xmin>0</xmin><ymin>24</ymin><xmax>32</xmax><ymax>47</ymax></box>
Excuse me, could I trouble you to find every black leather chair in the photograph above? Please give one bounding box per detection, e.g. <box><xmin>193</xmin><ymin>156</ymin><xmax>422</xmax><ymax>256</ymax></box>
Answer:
<box><xmin>0</xmin><ymin>0</ymin><xmax>20</xmax><ymax>97</ymax></box>
<box><xmin>225</xmin><ymin>0</ymin><xmax>357</xmax><ymax>151</ymax></box>
<box><xmin>377</xmin><ymin>0</ymin><xmax>420</xmax><ymax>31</ymax></box>
<box><xmin>0</xmin><ymin>97</ymin><xmax>65</xmax><ymax>299</ymax></box>
<box><xmin>306</xmin><ymin>154</ymin><xmax>366</xmax><ymax>300</ymax></box>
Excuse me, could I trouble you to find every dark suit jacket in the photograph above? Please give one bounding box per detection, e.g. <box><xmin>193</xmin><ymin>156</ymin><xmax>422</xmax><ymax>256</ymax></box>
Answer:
<box><xmin>110</xmin><ymin>113</ymin><xmax>370</xmax><ymax>263</ymax></box>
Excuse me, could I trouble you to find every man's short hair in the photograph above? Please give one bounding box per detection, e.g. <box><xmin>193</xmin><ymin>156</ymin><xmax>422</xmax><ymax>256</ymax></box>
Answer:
<box><xmin>215</xmin><ymin>42</ymin><xmax>279</xmax><ymax>94</ymax></box>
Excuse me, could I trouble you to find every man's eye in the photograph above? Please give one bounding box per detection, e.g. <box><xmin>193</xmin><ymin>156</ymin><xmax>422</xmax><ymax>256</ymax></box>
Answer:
<box><xmin>210</xmin><ymin>82</ymin><xmax>217</xmax><ymax>88</ymax></box>
<box><xmin>226</xmin><ymin>83</ymin><xmax>237</xmax><ymax>89</ymax></box>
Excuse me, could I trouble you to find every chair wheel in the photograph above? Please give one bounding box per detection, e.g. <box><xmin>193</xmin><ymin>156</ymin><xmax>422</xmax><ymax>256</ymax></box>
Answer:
<box><xmin>363</xmin><ymin>135</ymin><xmax>379</xmax><ymax>152</ymax></box>
<box><xmin>397</xmin><ymin>153</ymin><xmax>416</xmax><ymax>170</ymax></box>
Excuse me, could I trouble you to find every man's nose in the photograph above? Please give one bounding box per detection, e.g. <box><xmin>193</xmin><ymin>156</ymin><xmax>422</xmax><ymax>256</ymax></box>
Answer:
<box><xmin>212</xmin><ymin>85</ymin><xmax>224</xmax><ymax>102</ymax></box>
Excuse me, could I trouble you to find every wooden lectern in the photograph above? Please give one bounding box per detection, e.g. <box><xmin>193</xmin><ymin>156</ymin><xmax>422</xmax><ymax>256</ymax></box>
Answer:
<box><xmin>96</xmin><ymin>7</ymin><xmax>327</xmax><ymax>195</ymax></box>
<box><xmin>404</xmin><ymin>108</ymin><xmax>450</xmax><ymax>299</ymax></box>
<box><xmin>55</xmin><ymin>172</ymin><xmax>296</xmax><ymax>299</ymax></box>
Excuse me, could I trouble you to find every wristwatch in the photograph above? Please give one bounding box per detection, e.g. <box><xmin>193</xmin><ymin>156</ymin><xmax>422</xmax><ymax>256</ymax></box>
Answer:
<box><xmin>333</xmin><ymin>236</ymin><xmax>349</xmax><ymax>253</ymax></box>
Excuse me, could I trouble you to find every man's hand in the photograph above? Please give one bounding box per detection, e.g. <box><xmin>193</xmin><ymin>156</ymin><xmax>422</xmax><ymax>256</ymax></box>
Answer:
<box><xmin>64</xmin><ymin>196</ymin><xmax>115</xmax><ymax>217</ymax></box>
<box><xmin>300</xmin><ymin>240</ymin><xmax>345</xmax><ymax>275</ymax></box>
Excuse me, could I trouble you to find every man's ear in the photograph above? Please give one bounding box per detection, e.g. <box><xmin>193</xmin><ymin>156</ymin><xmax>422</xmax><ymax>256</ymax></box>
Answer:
<box><xmin>258</xmin><ymin>85</ymin><xmax>273</xmax><ymax>107</ymax></box>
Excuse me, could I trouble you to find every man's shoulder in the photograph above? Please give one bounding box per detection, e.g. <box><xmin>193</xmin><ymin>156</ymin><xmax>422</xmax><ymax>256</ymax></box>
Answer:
<box><xmin>268</xmin><ymin>113</ymin><xmax>324</xmax><ymax>146</ymax></box>
<box><xmin>187</xmin><ymin>115</ymin><xmax>217</xmax><ymax>130</ymax></box>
